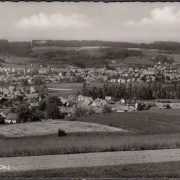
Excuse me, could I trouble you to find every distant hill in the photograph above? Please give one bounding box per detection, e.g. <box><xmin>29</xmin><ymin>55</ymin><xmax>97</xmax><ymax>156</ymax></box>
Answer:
<box><xmin>29</xmin><ymin>47</ymin><xmax>144</xmax><ymax>68</ymax></box>
<box><xmin>32</xmin><ymin>40</ymin><xmax>180</xmax><ymax>51</ymax></box>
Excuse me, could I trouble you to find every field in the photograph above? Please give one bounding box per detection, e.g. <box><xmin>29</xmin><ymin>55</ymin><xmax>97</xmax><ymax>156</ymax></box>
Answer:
<box><xmin>118</xmin><ymin>56</ymin><xmax>153</xmax><ymax>65</ymax></box>
<box><xmin>1</xmin><ymin>132</ymin><xmax>180</xmax><ymax>158</ymax></box>
<box><xmin>46</xmin><ymin>82</ymin><xmax>104</xmax><ymax>88</ymax></box>
<box><xmin>76</xmin><ymin>111</ymin><xmax>180</xmax><ymax>134</ymax></box>
<box><xmin>0</xmin><ymin>110</ymin><xmax>180</xmax><ymax>158</ymax></box>
<box><xmin>0</xmin><ymin>120</ymin><xmax>123</xmax><ymax>137</ymax></box>
<box><xmin>46</xmin><ymin>82</ymin><xmax>104</xmax><ymax>97</ymax></box>
<box><xmin>1</xmin><ymin>161</ymin><xmax>180</xmax><ymax>178</ymax></box>
<box><xmin>149</xmin><ymin>108</ymin><xmax>180</xmax><ymax>116</ymax></box>
<box><xmin>32</xmin><ymin>46</ymin><xmax>80</xmax><ymax>53</ymax></box>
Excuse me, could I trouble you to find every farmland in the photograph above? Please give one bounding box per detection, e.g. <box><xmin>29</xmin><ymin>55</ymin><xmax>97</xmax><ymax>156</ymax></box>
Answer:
<box><xmin>1</xmin><ymin>110</ymin><xmax>180</xmax><ymax>158</ymax></box>
<box><xmin>1</xmin><ymin>161</ymin><xmax>180</xmax><ymax>178</ymax></box>
<box><xmin>0</xmin><ymin>120</ymin><xmax>123</xmax><ymax>137</ymax></box>
<box><xmin>46</xmin><ymin>82</ymin><xmax>104</xmax><ymax>97</ymax></box>
<box><xmin>1</xmin><ymin>132</ymin><xmax>180</xmax><ymax>158</ymax></box>
<box><xmin>76</xmin><ymin>111</ymin><xmax>180</xmax><ymax>134</ymax></box>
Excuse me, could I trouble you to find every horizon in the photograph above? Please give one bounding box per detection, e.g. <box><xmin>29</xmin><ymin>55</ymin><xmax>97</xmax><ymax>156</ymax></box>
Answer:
<box><xmin>2</xmin><ymin>39</ymin><xmax>180</xmax><ymax>44</ymax></box>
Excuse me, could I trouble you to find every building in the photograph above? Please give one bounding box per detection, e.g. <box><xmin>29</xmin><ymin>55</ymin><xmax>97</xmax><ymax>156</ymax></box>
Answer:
<box><xmin>5</xmin><ymin>113</ymin><xmax>18</xmax><ymax>124</ymax></box>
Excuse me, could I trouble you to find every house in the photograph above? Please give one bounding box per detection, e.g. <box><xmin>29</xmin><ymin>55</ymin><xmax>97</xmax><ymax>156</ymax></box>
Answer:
<box><xmin>38</xmin><ymin>68</ymin><xmax>47</xmax><ymax>75</ymax></box>
<box><xmin>5</xmin><ymin>113</ymin><xmax>18</xmax><ymax>124</ymax></box>
<box><xmin>68</xmin><ymin>95</ymin><xmax>76</xmax><ymax>100</ymax></box>
<box><xmin>77</xmin><ymin>95</ymin><xmax>93</xmax><ymax>101</ymax></box>
<box><xmin>112</xmin><ymin>104</ymin><xmax>128</xmax><ymax>112</ymax></box>
<box><xmin>105</xmin><ymin>96</ymin><xmax>112</xmax><ymax>101</ymax></box>
<box><xmin>30</xmin><ymin>102</ymin><xmax>39</xmax><ymax>108</ymax></box>
<box><xmin>91</xmin><ymin>99</ymin><xmax>107</xmax><ymax>108</ymax></box>
<box><xmin>25</xmin><ymin>93</ymin><xmax>39</xmax><ymax>99</ymax></box>
<box><xmin>30</xmin><ymin>86</ymin><xmax>36</xmax><ymax>94</ymax></box>
<box><xmin>60</xmin><ymin>107</ymin><xmax>74</xmax><ymax>116</ymax></box>
<box><xmin>120</xmin><ymin>98</ymin><xmax>126</xmax><ymax>104</ymax></box>
<box><xmin>60</xmin><ymin>97</ymin><xmax>68</xmax><ymax>105</ymax></box>
<box><xmin>81</xmin><ymin>100</ymin><xmax>92</xmax><ymax>107</ymax></box>
<box><xmin>0</xmin><ymin>112</ymin><xmax>6</xmax><ymax>118</ymax></box>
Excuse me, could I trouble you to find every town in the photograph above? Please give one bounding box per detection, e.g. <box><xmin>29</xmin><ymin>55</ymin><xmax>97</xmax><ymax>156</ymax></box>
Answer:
<box><xmin>0</xmin><ymin>52</ymin><xmax>180</xmax><ymax>124</ymax></box>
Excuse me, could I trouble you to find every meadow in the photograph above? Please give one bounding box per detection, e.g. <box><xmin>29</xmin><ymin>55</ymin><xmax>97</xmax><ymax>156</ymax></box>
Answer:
<box><xmin>1</xmin><ymin>132</ymin><xmax>180</xmax><ymax>158</ymax></box>
<box><xmin>76</xmin><ymin>111</ymin><xmax>180</xmax><ymax>134</ymax></box>
<box><xmin>46</xmin><ymin>82</ymin><xmax>104</xmax><ymax>97</ymax></box>
<box><xmin>0</xmin><ymin>120</ymin><xmax>123</xmax><ymax>137</ymax></box>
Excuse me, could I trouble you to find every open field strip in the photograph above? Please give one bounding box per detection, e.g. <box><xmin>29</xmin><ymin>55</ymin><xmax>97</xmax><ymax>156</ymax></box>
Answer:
<box><xmin>0</xmin><ymin>120</ymin><xmax>124</xmax><ymax>137</ymax></box>
<box><xmin>1</xmin><ymin>133</ymin><xmax>180</xmax><ymax>158</ymax></box>
<box><xmin>47</xmin><ymin>88</ymin><xmax>72</xmax><ymax>91</ymax></box>
<box><xmin>1</xmin><ymin>149</ymin><xmax>180</xmax><ymax>172</ymax></box>
<box><xmin>1</xmin><ymin>161</ymin><xmax>180</xmax><ymax>178</ymax></box>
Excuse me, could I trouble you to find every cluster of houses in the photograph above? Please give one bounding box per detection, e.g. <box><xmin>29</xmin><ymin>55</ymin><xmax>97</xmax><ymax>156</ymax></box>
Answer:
<box><xmin>1</xmin><ymin>56</ymin><xmax>180</xmax><ymax>124</ymax></box>
<box><xmin>1</xmin><ymin>59</ymin><xmax>180</xmax><ymax>87</ymax></box>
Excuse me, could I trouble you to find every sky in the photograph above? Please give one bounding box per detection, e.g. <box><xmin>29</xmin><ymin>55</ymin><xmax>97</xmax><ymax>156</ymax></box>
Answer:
<box><xmin>0</xmin><ymin>2</ymin><xmax>180</xmax><ymax>43</ymax></box>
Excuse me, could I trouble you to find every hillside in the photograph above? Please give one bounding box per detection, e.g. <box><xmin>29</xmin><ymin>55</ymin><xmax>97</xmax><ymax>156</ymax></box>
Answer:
<box><xmin>29</xmin><ymin>47</ymin><xmax>145</xmax><ymax>68</ymax></box>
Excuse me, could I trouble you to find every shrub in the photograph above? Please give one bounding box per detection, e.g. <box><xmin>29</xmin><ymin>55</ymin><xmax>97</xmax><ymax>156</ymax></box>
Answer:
<box><xmin>74</xmin><ymin>107</ymin><xmax>88</xmax><ymax>117</ymax></box>
<box><xmin>166</xmin><ymin>104</ymin><xmax>172</xmax><ymax>109</ymax></box>
<box><xmin>58</xmin><ymin>128</ymin><xmax>67</xmax><ymax>137</ymax></box>
<box><xmin>102</xmin><ymin>105</ymin><xmax>112</xmax><ymax>113</ymax></box>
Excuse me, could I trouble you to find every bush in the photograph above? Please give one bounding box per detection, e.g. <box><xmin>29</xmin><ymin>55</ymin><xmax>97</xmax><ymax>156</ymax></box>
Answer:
<box><xmin>74</xmin><ymin>107</ymin><xmax>88</xmax><ymax>117</ymax></box>
<box><xmin>102</xmin><ymin>105</ymin><xmax>112</xmax><ymax>113</ymax></box>
<box><xmin>58</xmin><ymin>128</ymin><xmax>67</xmax><ymax>137</ymax></box>
<box><xmin>166</xmin><ymin>104</ymin><xmax>172</xmax><ymax>109</ymax></box>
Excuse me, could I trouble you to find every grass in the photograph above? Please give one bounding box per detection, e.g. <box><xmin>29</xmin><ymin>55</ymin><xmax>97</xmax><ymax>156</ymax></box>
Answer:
<box><xmin>77</xmin><ymin>111</ymin><xmax>180</xmax><ymax>134</ymax></box>
<box><xmin>0</xmin><ymin>120</ymin><xmax>123</xmax><ymax>137</ymax></box>
<box><xmin>119</xmin><ymin>56</ymin><xmax>153</xmax><ymax>65</ymax></box>
<box><xmin>46</xmin><ymin>82</ymin><xmax>104</xmax><ymax>97</ymax></box>
<box><xmin>1</xmin><ymin>132</ymin><xmax>180</xmax><ymax>157</ymax></box>
<box><xmin>1</xmin><ymin>161</ymin><xmax>180</xmax><ymax>178</ymax></box>
<box><xmin>149</xmin><ymin>108</ymin><xmax>180</xmax><ymax>116</ymax></box>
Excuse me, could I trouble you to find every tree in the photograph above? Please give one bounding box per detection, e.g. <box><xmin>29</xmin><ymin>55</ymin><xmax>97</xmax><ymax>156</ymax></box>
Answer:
<box><xmin>46</xmin><ymin>103</ymin><xmax>61</xmax><ymax>119</ymax></box>
<box><xmin>16</xmin><ymin>103</ymin><xmax>31</xmax><ymax>123</ymax></box>
<box><xmin>34</xmin><ymin>76</ymin><xmax>44</xmax><ymax>85</ymax></box>
<box><xmin>0</xmin><ymin>115</ymin><xmax>5</xmax><ymax>124</ymax></box>
<box><xmin>21</xmin><ymin>79</ymin><xmax>28</xmax><ymax>86</ymax></box>
<box><xmin>46</xmin><ymin>95</ymin><xmax>62</xmax><ymax>119</ymax></box>
<box><xmin>39</xmin><ymin>100</ymin><xmax>46</xmax><ymax>111</ymax></box>
<box><xmin>31</xmin><ymin>110</ymin><xmax>45</xmax><ymax>121</ymax></box>
<box><xmin>37</xmin><ymin>85</ymin><xmax>48</xmax><ymax>99</ymax></box>
<box><xmin>102</xmin><ymin>105</ymin><xmax>112</xmax><ymax>113</ymax></box>
<box><xmin>46</xmin><ymin>95</ymin><xmax>61</xmax><ymax>106</ymax></box>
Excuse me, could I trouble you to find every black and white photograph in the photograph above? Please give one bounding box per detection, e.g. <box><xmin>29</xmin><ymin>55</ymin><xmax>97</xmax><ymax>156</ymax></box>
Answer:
<box><xmin>1</xmin><ymin>1</ymin><xmax>180</xmax><ymax>178</ymax></box>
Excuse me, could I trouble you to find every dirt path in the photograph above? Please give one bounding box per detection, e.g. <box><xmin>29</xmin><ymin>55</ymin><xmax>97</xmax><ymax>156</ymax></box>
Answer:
<box><xmin>1</xmin><ymin>149</ymin><xmax>180</xmax><ymax>172</ymax></box>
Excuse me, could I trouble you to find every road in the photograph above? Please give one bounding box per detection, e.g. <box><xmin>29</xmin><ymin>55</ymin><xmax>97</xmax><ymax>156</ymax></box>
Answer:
<box><xmin>1</xmin><ymin>149</ymin><xmax>180</xmax><ymax>172</ymax></box>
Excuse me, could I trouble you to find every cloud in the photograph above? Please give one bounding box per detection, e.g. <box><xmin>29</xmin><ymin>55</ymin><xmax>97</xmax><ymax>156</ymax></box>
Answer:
<box><xmin>123</xmin><ymin>6</ymin><xmax>180</xmax><ymax>28</ymax></box>
<box><xmin>16</xmin><ymin>13</ymin><xmax>90</xmax><ymax>29</ymax></box>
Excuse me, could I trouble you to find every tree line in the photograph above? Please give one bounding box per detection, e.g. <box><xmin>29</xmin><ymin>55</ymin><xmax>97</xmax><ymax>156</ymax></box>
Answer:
<box><xmin>84</xmin><ymin>83</ymin><xmax>180</xmax><ymax>101</ymax></box>
<box><xmin>32</xmin><ymin>40</ymin><xmax>180</xmax><ymax>51</ymax></box>
<box><xmin>0</xmin><ymin>40</ymin><xmax>31</xmax><ymax>57</ymax></box>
